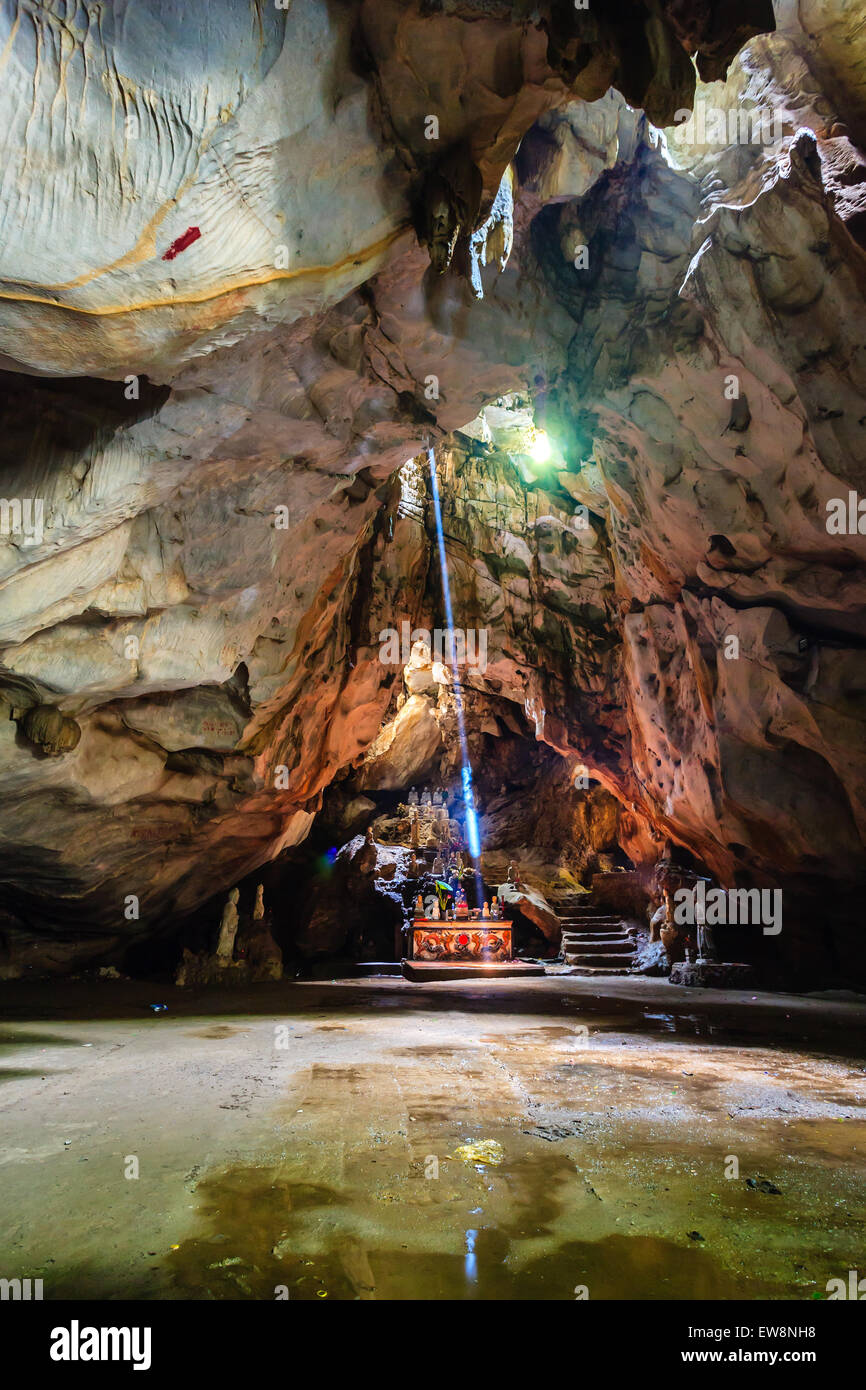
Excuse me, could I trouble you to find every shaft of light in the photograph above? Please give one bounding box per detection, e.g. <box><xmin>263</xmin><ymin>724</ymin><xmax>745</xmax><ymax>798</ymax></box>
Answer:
<box><xmin>427</xmin><ymin>448</ymin><xmax>483</xmax><ymax>873</ymax></box>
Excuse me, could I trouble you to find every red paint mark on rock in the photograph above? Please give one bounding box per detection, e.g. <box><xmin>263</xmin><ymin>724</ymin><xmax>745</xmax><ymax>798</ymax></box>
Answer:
<box><xmin>162</xmin><ymin>226</ymin><xmax>202</xmax><ymax>261</ymax></box>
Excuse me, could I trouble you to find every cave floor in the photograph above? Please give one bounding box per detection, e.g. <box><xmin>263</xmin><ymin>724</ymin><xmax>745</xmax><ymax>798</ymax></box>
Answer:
<box><xmin>1</xmin><ymin>974</ymin><xmax>864</xmax><ymax>1301</ymax></box>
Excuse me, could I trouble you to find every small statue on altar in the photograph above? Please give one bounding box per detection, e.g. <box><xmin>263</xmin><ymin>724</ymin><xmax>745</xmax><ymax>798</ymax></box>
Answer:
<box><xmin>414</xmin><ymin>893</ymin><xmax>425</xmax><ymax>919</ymax></box>
<box><xmin>421</xmin><ymin>789</ymin><xmax>432</xmax><ymax>807</ymax></box>
<box><xmin>408</xmin><ymin>787</ymin><xmax>419</xmax><ymax>806</ymax></box>
<box><xmin>491</xmin><ymin>896</ymin><xmax>500</xmax><ymax>921</ymax></box>
<box><xmin>482</xmin><ymin>901</ymin><xmax>490</xmax><ymax>920</ymax></box>
<box><xmin>432</xmin><ymin>901</ymin><xmax>441</xmax><ymax>921</ymax></box>
<box><xmin>253</xmin><ymin>882</ymin><xmax>265</xmax><ymax>921</ymax></box>
<box><xmin>431</xmin><ymin>852</ymin><xmax>445</xmax><ymax>877</ymax></box>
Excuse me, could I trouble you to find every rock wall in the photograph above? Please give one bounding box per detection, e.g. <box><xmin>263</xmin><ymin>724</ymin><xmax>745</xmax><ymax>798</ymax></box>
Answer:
<box><xmin>0</xmin><ymin>0</ymin><xmax>863</xmax><ymax>982</ymax></box>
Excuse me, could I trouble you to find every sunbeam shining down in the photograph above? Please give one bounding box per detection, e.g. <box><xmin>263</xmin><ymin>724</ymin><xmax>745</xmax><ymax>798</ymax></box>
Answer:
<box><xmin>427</xmin><ymin>447</ymin><xmax>482</xmax><ymax>868</ymax></box>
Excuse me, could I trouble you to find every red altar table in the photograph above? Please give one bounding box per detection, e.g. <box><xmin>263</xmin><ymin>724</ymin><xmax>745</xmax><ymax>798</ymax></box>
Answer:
<box><xmin>409</xmin><ymin>919</ymin><xmax>512</xmax><ymax>963</ymax></box>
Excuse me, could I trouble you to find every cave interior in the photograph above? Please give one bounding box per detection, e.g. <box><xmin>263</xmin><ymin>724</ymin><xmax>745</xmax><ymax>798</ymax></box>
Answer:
<box><xmin>0</xmin><ymin>0</ymin><xmax>865</xmax><ymax>1313</ymax></box>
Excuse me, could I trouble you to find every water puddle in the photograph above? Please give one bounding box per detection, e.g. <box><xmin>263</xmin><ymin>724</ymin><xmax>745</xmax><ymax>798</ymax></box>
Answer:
<box><xmin>168</xmin><ymin>1162</ymin><xmax>753</xmax><ymax>1300</ymax></box>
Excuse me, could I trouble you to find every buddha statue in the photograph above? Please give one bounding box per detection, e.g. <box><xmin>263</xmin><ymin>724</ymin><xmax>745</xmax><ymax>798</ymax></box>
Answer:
<box><xmin>408</xmin><ymin>787</ymin><xmax>419</xmax><ymax>806</ymax></box>
<box><xmin>421</xmin><ymin>789</ymin><xmax>432</xmax><ymax>807</ymax></box>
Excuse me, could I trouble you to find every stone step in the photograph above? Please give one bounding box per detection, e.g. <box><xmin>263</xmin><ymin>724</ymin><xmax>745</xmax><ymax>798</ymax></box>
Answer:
<box><xmin>560</xmin><ymin>912</ymin><xmax>621</xmax><ymax>920</ymax></box>
<box><xmin>561</xmin><ymin>926</ymin><xmax>631</xmax><ymax>937</ymax></box>
<box><xmin>559</xmin><ymin>908</ymin><xmax>620</xmax><ymax>916</ymax></box>
<box><xmin>564</xmin><ymin>951</ymin><xmax>635</xmax><ymax>969</ymax></box>
<box><xmin>561</xmin><ymin>917</ymin><xmax>622</xmax><ymax>928</ymax></box>
<box><xmin>562</xmin><ymin>934</ymin><xmax>631</xmax><ymax>948</ymax></box>
<box><xmin>557</xmin><ymin>963</ymin><xmax>633</xmax><ymax>976</ymax></box>
<box><xmin>558</xmin><ymin>901</ymin><xmax>617</xmax><ymax>907</ymax></box>
<box><xmin>563</xmin><ymin>940</ymin><xmax>633</xmax><ymax>956</ymax></box>
<box><xmin>561</xmin><ymin>925</ymin><xmax>630</xmax><ymax>935</ymax></box>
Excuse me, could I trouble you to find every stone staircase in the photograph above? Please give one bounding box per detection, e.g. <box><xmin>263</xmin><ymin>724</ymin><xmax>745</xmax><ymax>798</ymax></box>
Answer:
<box><xmin>549</xmin><ymin>892</ymin><xmax>635</xmax><ymax>975</ymax></box>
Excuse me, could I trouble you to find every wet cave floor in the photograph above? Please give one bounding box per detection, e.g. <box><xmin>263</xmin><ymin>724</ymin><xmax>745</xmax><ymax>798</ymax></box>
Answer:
<box><xmin>1</xmin><ymin>975</ymin><xmax>864</xmax><ymax>1301</ymax></box>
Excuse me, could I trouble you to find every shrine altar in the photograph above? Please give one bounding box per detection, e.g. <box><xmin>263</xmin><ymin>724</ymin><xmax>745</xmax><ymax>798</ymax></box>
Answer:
<box><xmin>410</xmin><ymin>919</ymin><xmax>512</xmax><ymax>963</ymax></box>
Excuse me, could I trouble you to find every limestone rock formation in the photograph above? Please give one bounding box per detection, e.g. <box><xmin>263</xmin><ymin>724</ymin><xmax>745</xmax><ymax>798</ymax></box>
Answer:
<box><xmin>0</xmin><ymin>0</ymin><xmax>864</xmax><ymax>986</ymax></box>
<box><xmin>20</xmin><ymin>705</ymin><xmax>81</xmax><ymax>757</ymax></box>
<box><xmin>497</xmin><ymin>882</ymin><xmax>561</xmax><ymax>945</ymax></box>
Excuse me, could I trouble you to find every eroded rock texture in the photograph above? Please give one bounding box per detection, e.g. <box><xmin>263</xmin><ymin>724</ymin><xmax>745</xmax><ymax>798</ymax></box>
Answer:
<box><xmin>0</xmin><ymin>0</ymin><xmax>864</xmax><ymax>983</ymax></box>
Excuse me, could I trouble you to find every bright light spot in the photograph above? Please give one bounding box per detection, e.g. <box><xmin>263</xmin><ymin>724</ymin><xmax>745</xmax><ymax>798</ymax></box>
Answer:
<box><xmin>465</xmin><ymin>805</ymin><xmax>481</xmax><ymax>860</ymax></box>
<box><xmin>529</xmin><ymin>429</ymin><xmax>552</xmax><ymax>464</ymax></box>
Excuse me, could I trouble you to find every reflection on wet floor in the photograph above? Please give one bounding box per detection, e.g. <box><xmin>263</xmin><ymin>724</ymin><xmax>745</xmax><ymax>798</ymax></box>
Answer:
<box><xmin>167</xmin><ymin>1162</ymin><xmax>755</xmax><ymax>1301</ymax></box>
<box><xmin>2</xmin><ymin>976</ymin><xmax>865</xmax><ymax>1300</ymax></box>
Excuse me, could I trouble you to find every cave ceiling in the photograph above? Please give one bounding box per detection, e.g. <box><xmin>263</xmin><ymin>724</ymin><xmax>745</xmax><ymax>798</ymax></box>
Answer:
<box><xmin>0</xmin><ymin>0</ymin><xmax>864</xmax><ymax>964</ymax></box>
